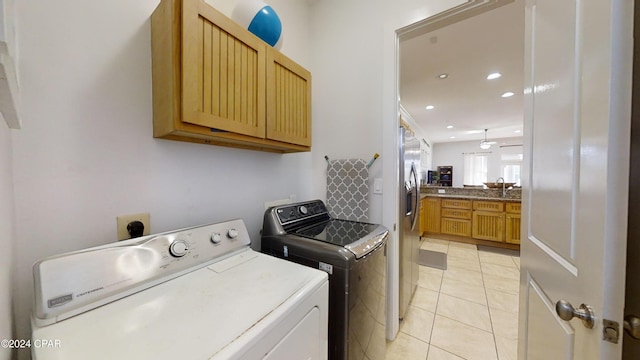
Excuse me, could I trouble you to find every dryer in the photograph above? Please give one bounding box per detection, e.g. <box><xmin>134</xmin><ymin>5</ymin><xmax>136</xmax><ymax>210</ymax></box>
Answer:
<box><xmin>31</xmin><ymin>219</ymin><xmax>328</xmax><ymax>360</ymax></box>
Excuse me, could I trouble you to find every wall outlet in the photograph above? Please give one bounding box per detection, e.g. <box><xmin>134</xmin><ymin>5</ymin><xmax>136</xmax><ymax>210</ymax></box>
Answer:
<box><xmin>265</xmin><ymin>198</ymin><xmax>291</xmax><ymax>210</ymax></box>
<box><xmin>264</xmin><ymin>195</ymin><xmax>298</xmax><ymax>210</ymax></box>
<box><xmin>438</xmin><ymin>189</ymin><xmax>446</xmax><ymax>194</ymax></box>
<box><xmin>116</xmin><ymin>213</ymin><xmax>150</xmax><ymax>241</ymax></box>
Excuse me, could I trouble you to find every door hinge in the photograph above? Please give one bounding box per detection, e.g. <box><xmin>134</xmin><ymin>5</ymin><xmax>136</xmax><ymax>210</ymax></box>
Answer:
<box><xmin>603</xmin><ymin>319</ymin><xmax>620</xmax><ymax>344</ymax></box>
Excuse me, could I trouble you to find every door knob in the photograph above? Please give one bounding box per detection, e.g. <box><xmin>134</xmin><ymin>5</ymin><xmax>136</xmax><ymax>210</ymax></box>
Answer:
<box><xmin>624</xmin><ymin>315</ymin><xmax>640</xmax><ymax>339</ymax></box>
<box><xmin>555</xmin><ymin>300</ymin><xmax>595</xmax><ymax>329</ymax></box>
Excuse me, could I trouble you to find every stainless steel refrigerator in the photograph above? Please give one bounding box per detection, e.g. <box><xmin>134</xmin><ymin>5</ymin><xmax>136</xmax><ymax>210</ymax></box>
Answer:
<box><xmin>399</xmin><ymin>125</ymin><xmax>421</xmax><ymax>319</ymax></box>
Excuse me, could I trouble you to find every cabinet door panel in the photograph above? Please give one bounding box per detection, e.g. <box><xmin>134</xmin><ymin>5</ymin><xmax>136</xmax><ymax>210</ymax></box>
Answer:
<box><xmin>472</xmin><ymin>211</ymin><xmax>504</xmax><ymax>242</ymax></box>
<box><xmin>421</xmin><ymin>198</ymin><xmax>441</xmax><ymax>234</ymax></box>
<box><xmin>182</xmin><ymin>0</ymin><xmax>266</xmax><ymax>137</ymax></box>
<box><xmin>266</xmin><ymin>50</ymin><xmax>312</xmax><ymax>146</ymax></box>
<box><xmin>505</xmin><ymin>214</ymin><xmax>521</xmax><ymax>244</ymax></box>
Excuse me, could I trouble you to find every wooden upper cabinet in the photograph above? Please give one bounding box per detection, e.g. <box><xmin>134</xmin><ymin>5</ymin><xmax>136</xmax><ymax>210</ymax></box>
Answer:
<box><xmin>151</xmin><ymin>0</ymin><xmax>311</xmax><ymax>152</ymax></box>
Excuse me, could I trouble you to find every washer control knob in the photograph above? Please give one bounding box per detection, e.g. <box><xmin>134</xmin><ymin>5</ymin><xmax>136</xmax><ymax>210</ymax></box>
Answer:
<box><xmin>211</xmin><ymin>233</ymin><xmax>222</xmax><ymax>244</ymax></box>
<box><xmin>299</xmin><ymin>205</ymin><xmax>308</xmax><ymax>215</ymax></box>
<box><xmin>227</xmin><ymin>229</ymin><xmax>239</xmax><ymax>239</ymax></box>
<box><xmin>169</xmin><ymin>239</ymin><xmax>189</xmax><ymax>257</ymax></box>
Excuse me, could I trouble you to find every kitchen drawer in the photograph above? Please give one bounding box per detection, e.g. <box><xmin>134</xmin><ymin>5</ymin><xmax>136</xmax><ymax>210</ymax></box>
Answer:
<box><xmin>441</xmin><ymin>208</ymin><xmax>472</xmax><ymax>220</ymax></box>
<box><xmin>506</xmin><ymin>202</ymin><xmax>521</xmax><ymax>214</ymax></box>
<box><xmin>441</xmin><ymin>199</ymin><xmax>472</xmax><ymax>210</ymax></box>
<box><xmin>441</xmin><ymin>218</ymin><xmax>471</xmax><ymax>237</ymax></box>
<box><xmin>473</xmin><ymin>200</ymin><xmax>504</xmax><ymax>212</ymax></box>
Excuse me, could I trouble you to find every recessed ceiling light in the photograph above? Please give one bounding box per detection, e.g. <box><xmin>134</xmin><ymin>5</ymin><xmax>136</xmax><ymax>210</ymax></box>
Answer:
<box><xmin>437</xmin><ymin>73</ymin><xmax>449</xmax><ymax>79</ymax></box>
<box><xmin>501</xmin><ymin>91</ymin><xmax>515</xmax><ymax>98</ymax></box>
<box><xmin>515</xmin><ymin>130</ymin><xmax>521</xmax><ymax>133</ymax></box>
<box><xmin>450</xmin><ymin>136</ymin><xmax>456</xmax><ymax>139</ymax></box>
<box><xmin>446</xmin><ymin>125</ymin><xmax>453</xmax><ymax>129</ymax></box>
<box><xmin>487</xmin><ymin>72</ymin><xmax>502</xmax><ymax>80</ymax></box>
<box><xmin>425</xmin><ymin>105</ymin><xmax>435</xmax><ymax>110</ymax></box>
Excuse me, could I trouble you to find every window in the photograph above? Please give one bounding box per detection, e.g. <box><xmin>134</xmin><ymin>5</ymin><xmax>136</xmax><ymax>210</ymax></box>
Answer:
<box><xmin>463</xmin><ymin>153</ymin><xmax>488</xmax><ymax>185</ymax></box>
<box><xmin>501</xmin><ymin>153</ymin><xmax>523</xmax><ymax>185</ymax></box>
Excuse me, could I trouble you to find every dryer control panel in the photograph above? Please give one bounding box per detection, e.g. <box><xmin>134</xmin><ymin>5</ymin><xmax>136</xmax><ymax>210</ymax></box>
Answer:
<box><xmin>33</xmin><ymin>219</ymin><xmax>251</xmax><ymax>326</ymax></box>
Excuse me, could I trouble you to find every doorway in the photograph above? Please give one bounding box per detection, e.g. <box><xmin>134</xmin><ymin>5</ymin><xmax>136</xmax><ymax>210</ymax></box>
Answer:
<box><xmin>383</xmin><ymin>0</ymin><xmax>634</xmax><ymax>358</ymax></box>
<box><xmin>387</xmin><ymin>1</ymin><xmax>524</xmax><ymax>358</ymax></box>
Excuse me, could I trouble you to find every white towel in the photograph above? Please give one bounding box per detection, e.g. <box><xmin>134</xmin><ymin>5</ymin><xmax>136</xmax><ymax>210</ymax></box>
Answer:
<box><xmin>326</xmin><ymin>159</ymin><xmax>369</xmax><ymax>222</ymax></box>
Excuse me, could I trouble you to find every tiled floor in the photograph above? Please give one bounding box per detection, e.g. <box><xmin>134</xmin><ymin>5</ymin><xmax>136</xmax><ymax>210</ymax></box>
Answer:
<box><xmin>386</xmin><ymin>237</ymin><xmax>520</xmax><ymax>360</ymax></box>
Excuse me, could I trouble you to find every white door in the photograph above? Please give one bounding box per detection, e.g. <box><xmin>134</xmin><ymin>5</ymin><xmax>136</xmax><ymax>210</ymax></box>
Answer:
<box><xmin>519</xmin><ymin>0</ymin><xmax>633</xmax><ymax>358</ymax></box>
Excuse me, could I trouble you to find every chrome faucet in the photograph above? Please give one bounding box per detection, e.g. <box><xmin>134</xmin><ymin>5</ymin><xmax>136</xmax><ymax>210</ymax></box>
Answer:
<box><xmin>495</xmin><ymin>177</ymin><xmax>506</xmax><ymax>197</ymax></box>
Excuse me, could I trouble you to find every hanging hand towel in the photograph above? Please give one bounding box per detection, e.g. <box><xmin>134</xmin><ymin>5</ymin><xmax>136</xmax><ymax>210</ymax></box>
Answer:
<box><xmin>326</xmin><ymin>158</ymin><xmax>369</xmax><ymax>222</ymax></box>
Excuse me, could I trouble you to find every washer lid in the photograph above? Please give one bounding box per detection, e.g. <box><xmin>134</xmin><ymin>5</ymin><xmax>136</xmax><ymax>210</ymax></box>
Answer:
<box><xmin>31</xmin><ymin>250</ymin><xmax>327</xmax><ymax>360</ymax></box>
<box><xmin>294</xmin><ymin>219</ymin><xmax>389</xmax><ymax>258</ymax></box>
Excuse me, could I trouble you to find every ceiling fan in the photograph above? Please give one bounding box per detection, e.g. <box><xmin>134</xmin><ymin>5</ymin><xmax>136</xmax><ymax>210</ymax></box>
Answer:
<box><xmin>480</xmin><ymin>129</ymin><xmax>497</xmax><ymax>149</ymax></box>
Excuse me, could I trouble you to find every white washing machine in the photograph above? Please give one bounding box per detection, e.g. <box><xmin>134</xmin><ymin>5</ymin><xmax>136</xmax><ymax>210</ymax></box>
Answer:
<box><xmin>30</xmin><ymin>219</ymin><xmax>328</xmax><ymax>360</ymax></box>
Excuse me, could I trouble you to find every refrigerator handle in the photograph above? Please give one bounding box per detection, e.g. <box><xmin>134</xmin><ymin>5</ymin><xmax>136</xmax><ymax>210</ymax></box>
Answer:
<box><xmin>410</xmin><ymin>163</ymin><xmax>419</xmax><ymax>230</ymax></box>
<box><xmin>405</xmin><ymin>182</ymin><xmax>413</xmax><ymax>216</ymax></box>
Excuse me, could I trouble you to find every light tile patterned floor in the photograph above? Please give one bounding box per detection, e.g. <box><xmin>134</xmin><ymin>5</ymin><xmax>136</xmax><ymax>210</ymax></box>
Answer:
<box><xmin>386</xmin><ymin>238</ymin><xmax>520</xmax><ymax>360</ymax></box>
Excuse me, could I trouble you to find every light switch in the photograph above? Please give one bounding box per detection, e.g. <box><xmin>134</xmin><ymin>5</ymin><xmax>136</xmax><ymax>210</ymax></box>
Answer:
<box><xmin>373</xmin><ymin>178</ymin><xmax>383</xmax><ymax>194</ymax></box>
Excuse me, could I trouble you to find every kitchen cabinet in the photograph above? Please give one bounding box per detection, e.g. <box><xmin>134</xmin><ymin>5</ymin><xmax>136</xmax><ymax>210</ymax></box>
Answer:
<box><xmin>420</xmin><ymin>196</ymin><xmax>521</xmax><ymax>249</ymax></box>
<box><xmin>505</xmin><ymin>202</ymin><xmax>521</xmax><ymax>244</ymax></box>
<box><xmin>472</xmin><ymin>200</ymin><xmax>504</xmax><ymax>242</ymax></box>
<box><xmin>420</xmin><ymin>197</ymin><xmax>441</xmax><ymax>234</ymax></box>
<box><xmin>441</xmin><ymin>199</ymin><xmax>471</xmax><ymax>237</ymax></box>
<box><xmin>151</xmin><ymin>0</ymin><xmax>311</xmax><ymax>153</ymax></box>
<box><xmin>420</xmin><ymin>195</ymin><xmax>520</xmax><ymax>249</ymax></box>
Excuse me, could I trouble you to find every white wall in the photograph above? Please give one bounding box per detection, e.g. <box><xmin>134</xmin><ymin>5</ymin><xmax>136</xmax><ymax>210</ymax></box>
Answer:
<box><xmin>432</xmin><ymin>137</ymin><xmax>523</xmax><ymax>186</ymax></box>
<box><xmin>308</xmin><ymin>0</ymin><xmax>464</xmax><ymax>224</ymax></box>
<box><xmin>307</xmin><ymin>0</ymin><xmax>386</xmax><ymax>223</ymax></box>
<box><xmin>0</xmin><ymin>122</ymin><xmax>15</xmax><ymax>360</ymax></box>
<box><xmin>11</xmin><ymin>0</ymin><xmax>312</xmax><ymax>356</ymax></box>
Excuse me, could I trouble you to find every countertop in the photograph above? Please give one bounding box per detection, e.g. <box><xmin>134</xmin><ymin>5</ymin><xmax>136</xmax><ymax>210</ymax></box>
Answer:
<box><xmin>420</xmin><ymin>185</ymin><xmax>521</xmax><ymax>202</ymax></box>
<box><xmin>420</xmin><ymin>194</ymin><xmax>521</xmax><ymax>202</ymax></box>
